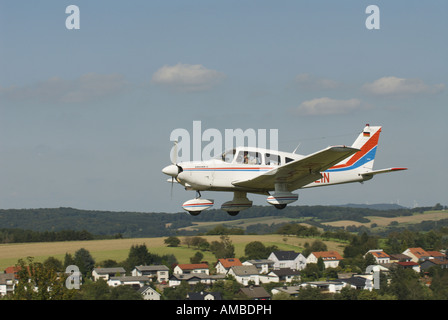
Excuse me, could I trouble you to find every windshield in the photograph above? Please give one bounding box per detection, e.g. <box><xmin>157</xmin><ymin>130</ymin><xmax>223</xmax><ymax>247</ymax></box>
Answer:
<box><xmin>218</xmin><ymin>149</ymin><xmax>236</xmax><ymax>163</ymax></box>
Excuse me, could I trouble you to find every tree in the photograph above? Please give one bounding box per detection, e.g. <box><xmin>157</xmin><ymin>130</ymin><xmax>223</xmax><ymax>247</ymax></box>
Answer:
<box><xmin>210</xmin><ymin>235</ymin><xmax>235</xmax><ymax>259</ymax></box>
<box><xmin>125</xmin><ymin>244</ymin><xmax>152</xmax><ymax>269</ymax></box>
<box><xmin>303</xmin><ymin>240</ymin><xmax>327</xmax><ymax>257</ymax></box>
<box><xmin>190</xmin><ymin>251</ymin><xmax>204</xmax><ymax>264</ymax></box>
<box><xmin>109</xmin><ymin>285</ymin><xmax>143</xmax><ymax>300</ymax></box>
<box><xmin>79</xmin><ymin>279</ymin><xmax>111</xmax><ymax>300</ymax></box>
<box><xmin>12</xmin><ymin>257</ymin><xmax>78</xmax><ymax>300</ymax></box>
<box><xmin>164</xmin><ymin>236</ymin><xmax>181</xmax><ymax>247</ymax></box>
<box><xmin>244</xmin><ymin>241</ymin><xmax>277</xmax><ymax>260</ymax></box>
<box><xmin>317</xmin><ymin>257</ymin><xmax>325</xmax><ymax>272</ymax></box>
<box><xmin>74</xmin><ymin>248</ymin><xmax>95</xmax><ymax>279</ymax></box>
<box><xmin>43</xmin><ymin>256</ymin><xmax>63</xmax><ymax>272</ymax></box>
<box><xmin>301</xmin><ymin>263</ymin><xmax>321</xmax><ymax>281</ymax></box>
<box><xmin>388</xmin><ymin>267</ymin><xmax>428</xmax><ymax>300</ymax></box>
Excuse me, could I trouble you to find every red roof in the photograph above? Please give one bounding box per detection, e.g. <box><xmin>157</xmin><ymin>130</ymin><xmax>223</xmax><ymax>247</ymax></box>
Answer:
<box><xmin>406</xmin><ymin>248</ymin><xmax>430</xmax><ymax>259</ymax></box>
<box><xmin>427</xmin><ymin>251</ymin><xmax>445</xmax><ymax>258</ymax></box>
<box><xmin>217</xmin><ymin>258</ymin><xmax>242</xmax><ymax>268</ymax></box>
<box><xmin>312</xmin><ymin>251</ymin><xmax>343</xmax><ymax>260</ymax></box>
<box><xmin>177</xmin><ymin>263</ymin><xmax>209</xmax><ymax>270</ymax></box>
<box><xmin>397</xmin><ymin>261</ymin><xmax>418</xmax><ymax>266</ymax></box>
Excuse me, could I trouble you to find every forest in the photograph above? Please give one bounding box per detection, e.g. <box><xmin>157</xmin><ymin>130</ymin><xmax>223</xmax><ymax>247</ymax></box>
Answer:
<box><xmin>0</xmin><ymin>203</ymin><xmax>446</xmax><ymax>242</ymax></box>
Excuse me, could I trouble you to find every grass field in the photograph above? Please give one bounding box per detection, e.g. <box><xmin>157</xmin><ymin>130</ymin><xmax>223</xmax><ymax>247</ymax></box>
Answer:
<box><xmin>0</xmin><ymin>235</ymin><xmax>346</xmax><ymax>271</ymax></box>
<box><xmin>323</xmin><ymin>210</ymin><xmax>448</xmax><ymax>229</ymax></box>
<box><xmin>179</xmin><ymin>216</ymin><xmax>316</xmax><ymax>232</ymax></box>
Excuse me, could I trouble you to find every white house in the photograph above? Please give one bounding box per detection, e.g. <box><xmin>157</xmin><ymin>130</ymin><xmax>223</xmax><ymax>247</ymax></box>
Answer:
<box><xmin>92</xmin><ymin>267</ymin><xmax>126</xmax><ymax>281</ymax></box>
<box><xmin>138</xmin><ymin>285</ymin><xmax>161</xmax><ymax>300</ymax></box>
<box><xmin>365</xmin><ymin>249</ymin><xmax>391</xmax><ymax>264</ymax></box>
<box><xmin>243</xmin><ymin>259</ymin><xmax>274</xmax><ymax>274</ymax></box>
<box><xmin>268</xmin><ymin>268</ymin><xmax>301</xmax><ymax>283</ymax></box>
<box><xmin>107</xmin><ymin>276</ymin><xmax>149</xmax><ymax>287</ymax></box>
<box><xmin>173</xmin><ymin>263</ymin><xmax>209</xmax><ymax>275</ymax></box>
<box><xmin>215</xmin><ymin>258</ymin><xmax>242</xmax><ymax>274</ymax></box>
<box><xmin>187</xmin><ymin>291</ymin><xmax>222</xmax><ymax>300</ymax></box>
<box><xmin>299</xmin><ymin>281</ymin><xmax>349</xmax><ymax>294</ymax></box>
<box><xmin>132</xmin><ymin>265</ymin><xmax>169</xmax><ymax>283</ymax></box>
<box><xmin>402</xmin><ymin>248</ymin><xmax>431</xmax><ymax>263</ymax></box>
<box><xmin>228</xmin><ymin>265</ymin><xmax>260</xmax><ymax>286</ymax></box>
<box><xmin>268</xmin><ymin>251</ymin><xmax>306</xmax><ymax>270</ymax></box>
<box><xmin>0</xmin><ymin>273</ymin><xmax>16</xmax><ymax>296</ymax></box>
<box><xmin>307</xmin><ymin>251</ymin><xmax>343</xmax><ymax>269</ymax></box>
<box><xmin>169</xmin><ymin>273</ymin><xmax>225</xmax><ymax>287</ymax></box>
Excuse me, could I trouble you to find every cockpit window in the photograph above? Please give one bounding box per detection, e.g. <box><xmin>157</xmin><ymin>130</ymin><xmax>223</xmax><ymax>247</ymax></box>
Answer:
<box><xmin>265</xmin><ymin>153</ymin><xmax>281</xmax><ymax>166</ymax></box>
<box><xmin>236</xmin><ymin>151</ymin><xmax>262</xmax><ymax>165</ymax></box>
<box><xmin>220</xmin><ymin>149</ymin><xmax>236</xmax><ymax>163</ymax></box>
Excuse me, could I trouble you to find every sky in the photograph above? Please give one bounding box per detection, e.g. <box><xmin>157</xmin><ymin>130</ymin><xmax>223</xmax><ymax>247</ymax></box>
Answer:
<box><xmin>0</xmin><ymin>1</ymin><xmax>447</xmax><ymax>213</ymax></box>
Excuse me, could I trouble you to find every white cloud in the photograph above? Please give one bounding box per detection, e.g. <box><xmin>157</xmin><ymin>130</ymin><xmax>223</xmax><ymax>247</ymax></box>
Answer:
<box><xmin>362</xmin><ymin>76</ymin><xmax>445</xmax><ymax>96</ymax></box>
<box><xmin>151</xmin><ymin>63</ymin><xmax>226</xmax><ymax>92</ymax></box>
<box><xmin>295</xmin><ymin>97</ymin><xmax>362</xmax><ymax>116</ymax></box>
<box><xmin>0</xmin><ymin>73</ymin><xmax>127</xmax><ymax>103</ymax></box>
<box><xmin>295</xmin><ymin>73</ymin><xmax>340</xmax><ymax>90</ymax></box>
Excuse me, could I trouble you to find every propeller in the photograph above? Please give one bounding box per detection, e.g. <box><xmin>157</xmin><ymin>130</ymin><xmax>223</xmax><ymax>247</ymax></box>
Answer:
<box><xmin>169</xmin><ymin>141</ymin><xmax>183</xmax><ymax>199</ymax></box>
<box><xmin>162</xmin><ymin>141</ymin><xmax>184</xmax><ymax>199</ymax></box>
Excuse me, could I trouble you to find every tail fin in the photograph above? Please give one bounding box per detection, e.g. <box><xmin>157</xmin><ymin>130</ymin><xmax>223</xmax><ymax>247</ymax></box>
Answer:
<box><xmin>327</xmin><ymin>124</ymin><xmax>381</xmax><ymax>172</ymax></box>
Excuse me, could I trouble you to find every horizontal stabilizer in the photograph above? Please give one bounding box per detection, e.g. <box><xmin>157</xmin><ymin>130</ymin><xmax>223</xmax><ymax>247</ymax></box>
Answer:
<box><xmin>361</xmin><ymin>167</ymin><xmax>407</xmax><ymax>178</ymax></box>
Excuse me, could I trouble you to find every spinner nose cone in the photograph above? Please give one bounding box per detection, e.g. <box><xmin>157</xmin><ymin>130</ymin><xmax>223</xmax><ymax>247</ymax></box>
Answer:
<box><xmin>162</xmin><ymin>164</ymin><xmax>179</xmax><ymax>177</ymax></box>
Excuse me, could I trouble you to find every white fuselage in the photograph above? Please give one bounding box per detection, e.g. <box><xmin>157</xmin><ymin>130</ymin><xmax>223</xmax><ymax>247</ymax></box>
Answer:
<box><xmin>174</xmin><ymin>146</ymin><xmax>364</xmax><ymax>194</ymax></box>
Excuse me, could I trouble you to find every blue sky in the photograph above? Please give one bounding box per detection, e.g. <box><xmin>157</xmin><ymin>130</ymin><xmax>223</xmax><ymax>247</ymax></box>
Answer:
<box><xmin>1</xmin><ymin>1</ymin><xmax>447</xmax><ymax>212</ymax></box>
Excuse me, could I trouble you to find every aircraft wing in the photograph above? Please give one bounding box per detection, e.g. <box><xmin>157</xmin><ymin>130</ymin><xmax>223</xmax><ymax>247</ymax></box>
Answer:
<box><xmin>232</xmin><ymin>146</ymin><xmax>359</xmax><ymax>191</ymax></box>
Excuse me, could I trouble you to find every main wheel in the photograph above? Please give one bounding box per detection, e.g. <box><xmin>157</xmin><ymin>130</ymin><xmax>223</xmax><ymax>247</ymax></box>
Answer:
<box><xmin>189</xmin><ymin>211</ymin><xmax>201</xmax><ymax>216</ymax></box>
<box><xmin>227</xmin><ymin>211</ymin><xmax>240</xmax><ymax>216</ymax></box>
<box><xmin>274</xmin><ymin>204</ymin><xmax>287</xmax><ymax>209</ymax></box>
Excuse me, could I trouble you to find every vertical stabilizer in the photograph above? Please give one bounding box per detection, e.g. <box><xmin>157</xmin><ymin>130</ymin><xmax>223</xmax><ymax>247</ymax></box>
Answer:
<box><xmin>327</xmin><ymin>124</ymin><xmax>381</xmax><ymax>173</ymax></box>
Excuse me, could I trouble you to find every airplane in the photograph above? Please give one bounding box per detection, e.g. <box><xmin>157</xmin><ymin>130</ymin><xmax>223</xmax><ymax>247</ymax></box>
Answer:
<box><xmin>162</xmin><ymin>124</ymin><xmax>407</xmax><ymax>216</ymax></box>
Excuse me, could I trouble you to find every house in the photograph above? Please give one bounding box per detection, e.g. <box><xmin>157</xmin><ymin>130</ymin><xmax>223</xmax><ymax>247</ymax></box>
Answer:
<box><xmin>228</xmin><ymin>265</ymin><xmax>260</xmax><ymax>286</ymax></box>
<box><xmin>268</xmin><ymin>268</ymin><xmax>301</xmax><ymax>283</ymax></box>
<box><xmin>239</xmin><ymin>286</ymin><xmax>271</xmax><ymax>300</ymax></box>
<box><xmin>396</xmin><ymin>261</ymin><xmax>420</xmax><ymax>272</ymax></box>
<box><xmin>168</xmin><ymin>273</ymin><xmax>225</xmax><ymax>287</ymax></box>
<box><xmin>299</xmin><ymin>281</ymin><xmax>349</xmax><ymax>294</ymax></box>
<box><xmin>420</xmin><ymin>259</ymin><xmax>448</xmax><ymax>271</ymax></box>
<box><xmin>389</xmin><ymin>253</ymin><xmax>412</xmax><ymax>263</ymax></box>
<box><xmin>4</xmin><ymin>266</ymin><xmax>24</xmax><ymax>279</ymax></box>
<box><xmin>268</xmin><ymin>250</ymin><xmax>306</xmax><ymax>270</ymax></box>
<box><xmin>340</xmin><ymin>276</ymin><xmax>373</xmax><ymax>291</ymax></box>
<box><xmin>132</xmin><ymin>265</ymin><xmax>170</xmax><ymax>283</ymax></box>
<box><xmin>138</xmin><ymin>285</ymin><xmax>161</xmax><ymax>300</ymax></box>
<box><xmin>107</xmin><ymin>276</ymin><xmax>150</xmax><ymax>288</ymax></box>
<box><xmin>402</xmin><ymin>248</ymin><xmax>431</xmax><ymax>263</ymax></box>
<box><xmin>307</xmin><ymin>251</ymin><xmax>343</xmax><ymax>269</ymax></box>
<box><xmin>427</xmin><ymin>251</ymin><xmax>446</xmax><ymax>261</ymax></box>
<box><xmin>271</xmin><ymin>285</ymin><xmax>301</xmax><ymax>297</ymax></box>
<box><xmin>0</xmin><ymin>273</ymin><xmax>16</xmax><ymax>296</ymax></box>
<box><xmin>365</xmin><ymin>249</ymin><xmax>391</xmax><ymax>264</ymax></box>
<box><xmin>92</xmin><ymin>267</ymin><xmax>126</xmax><ymax>281</ymax></box>
<box><xmin>173</xmin><ymin>263</ymin><xmax>209</xmax><ymax>275</ymax></box>
<box><xmin>243</xmin><ymin>259</ymin><xmax>274</xmax><ymax>274</ymax></box>
<box><xmin>215</xmin><ymin>258</ymin><xmax>242</xmax><ymax>274</ymax></box>
<box><xmin>187</xmin><ymin>291</ymin><xmax>222</xmax><ymax>300</ymax></box>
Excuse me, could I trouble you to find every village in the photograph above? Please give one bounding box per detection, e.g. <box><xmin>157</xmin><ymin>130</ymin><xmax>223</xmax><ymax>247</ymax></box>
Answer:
<box><xmin>1</xmin><ymin>245</ymin><xmax>447</xmax><ymax>300</ymax></box>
